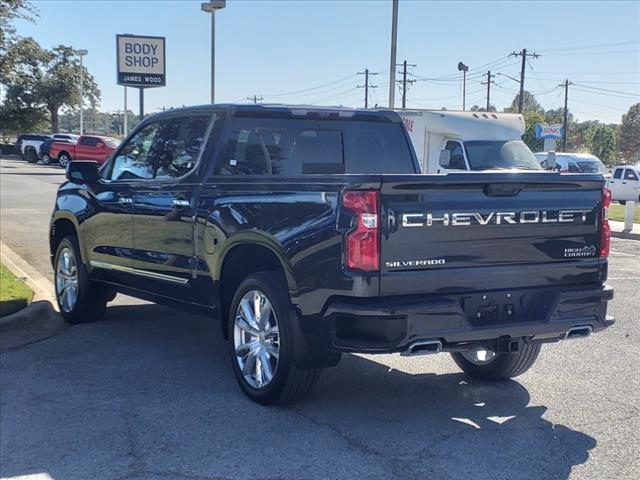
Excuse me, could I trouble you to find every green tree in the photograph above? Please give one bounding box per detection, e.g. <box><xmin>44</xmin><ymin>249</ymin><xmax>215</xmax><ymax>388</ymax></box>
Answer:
<box><xmin>505</xmin><ymin>91</ymin><xmax>542</xmax><ymax>113</ymax></box>
<box><xmin>3</xmin><ymin>42</ymin><xmax>101</xmax><ymax>133</ymax></box>
<box><xmin>35</xmin><ymin>45</ymin><xmax>101</xmax><ymax>132</ymax></box>
<box><xmin>521</xmin><ymin>110</ymin><xmax>545</xmax><ymax>152</ymax></box>
<box><xmin>586</xmin><ymin>124</ymin><xmax>618</xmax><ymax>166</ymax></box>
<box><xmin>470</xmin><ymin>104</ymin><xmax>497</xmax><ymax>112</ymax></box>
<box><xmin>0</xmin><ymin>0</ymin><xmax>37</xmax><ymax>80</ymax></box>
<box><xmin>618</xmin><ymin>103</ymin><xmax>640</xmax><ymax>163</ymax></box>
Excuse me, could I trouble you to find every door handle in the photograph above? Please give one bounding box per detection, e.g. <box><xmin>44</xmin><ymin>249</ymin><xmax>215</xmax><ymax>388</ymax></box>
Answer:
<box><xmin>172</xmin><ymin>199</ymin><xmax>190</xmax><ymax>208</ymax></box>
<box><xmin>622</xmin><ymin>181</ymin><xmax>627</xmax><ymax>184</ymax></box>
<box><xmin>118</xmin><ymin>196</ymin><xmax>133</xmax><ymax>204</ymax></box>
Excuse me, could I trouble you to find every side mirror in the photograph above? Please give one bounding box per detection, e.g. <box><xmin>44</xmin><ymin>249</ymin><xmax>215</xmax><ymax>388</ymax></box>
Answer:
<box><xmin>67</xmin><ymin>161</ymin><xmax>99</xmax><ymax>184</ymax></box>
<box><xmin>438</xmin><ymin>150</ymin><xmax>451</xmax><ymax>168</ymax></box>
<box><xmin>96</xmin><ymin>142</ymin><xmax>104</xmax><ymax>148</ymax></box>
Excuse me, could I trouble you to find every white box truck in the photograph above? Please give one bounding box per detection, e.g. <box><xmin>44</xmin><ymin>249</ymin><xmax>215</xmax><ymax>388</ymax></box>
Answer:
<box><xmin>398</xmin><ymin>110</ymin><xmax>540</xmax><ymax>173</ymax></box>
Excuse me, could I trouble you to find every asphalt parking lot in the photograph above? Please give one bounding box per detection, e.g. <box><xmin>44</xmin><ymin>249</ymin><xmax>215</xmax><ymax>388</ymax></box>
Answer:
<box><xmin>1</xmin><ymin>156</ymin><xmax>639</xmax><ymax>480</ymax></box>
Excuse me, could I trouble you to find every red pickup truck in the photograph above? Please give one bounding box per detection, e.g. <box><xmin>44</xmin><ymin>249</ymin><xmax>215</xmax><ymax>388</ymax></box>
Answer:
<box><xmin>50</xmin><ymin>135</ymin><xmax>120</xmax><ymax>168</ymax></box>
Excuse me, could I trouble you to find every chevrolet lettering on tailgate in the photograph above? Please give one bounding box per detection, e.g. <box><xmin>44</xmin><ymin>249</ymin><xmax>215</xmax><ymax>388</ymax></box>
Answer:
<box><xmin>401</xmin><ymin>209</ymin><xmax>592</xmax><ymax>227</ymax></box>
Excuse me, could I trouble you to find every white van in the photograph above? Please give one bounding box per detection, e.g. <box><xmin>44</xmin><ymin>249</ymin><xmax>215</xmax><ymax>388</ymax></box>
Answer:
<box><xmin>534</xmin><ymin>152</ymin><xmax>608</xmax><ymax>175</ymax></box>
<box><xmin>398</xmin><ymin>110</ymin><xmax>540</xmax><ymax>174</ymax></box>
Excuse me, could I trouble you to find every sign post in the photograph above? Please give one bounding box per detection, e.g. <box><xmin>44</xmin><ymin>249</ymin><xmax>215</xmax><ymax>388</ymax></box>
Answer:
<box><xmin>116</xmin><ymin>34</ymin><xmax>166</xmax><ymax>119</ymax></box>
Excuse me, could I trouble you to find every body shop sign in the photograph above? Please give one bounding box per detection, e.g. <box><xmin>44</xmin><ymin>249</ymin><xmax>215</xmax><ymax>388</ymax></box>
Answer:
<box><xmin>117</xmin><ymin>34</ymin><xmax>165</xmax><ymax>87</ymax></box>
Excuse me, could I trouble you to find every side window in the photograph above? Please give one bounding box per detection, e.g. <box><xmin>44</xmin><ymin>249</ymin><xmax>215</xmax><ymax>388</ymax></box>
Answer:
<box><xmin>80</xmin><ymin>137</ymin><xmax>99</xmax><ymax>146</ymax></box>
<box><xmin>219</xmin><ymin>128</ymin><xmax>270</xmax><ymax>175</ymax></box>
<box><xmin>154</xmin><ymin>115</ymin><xmax>212</xmax><ymax>179</ymax></box>
<box><xmin>106</xmin><ymin>122</ymin><xmax>164</xmax><ymax>181</ymax></box>
<box><xmin>567</xmin><ymin>162</ymin><xmax>579</xmax><ymax>173</ymax></box>
<box><xmin>613</xmin><ymin>168</ymin><xmax>623</xmax><ymax>179</ymax></box>
<box><xmin>444</xmin><ymin>141</ymin><xmax>467</xmax><ymax>170</ymax></box>
<box><xmin>624</xmin><ymin>169</ymin><xmax>639</xmax><ymax>181</ymax></box>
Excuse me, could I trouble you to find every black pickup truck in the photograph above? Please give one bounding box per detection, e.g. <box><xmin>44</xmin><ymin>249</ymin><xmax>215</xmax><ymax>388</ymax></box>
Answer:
<box><xmin>50</xmin><ymin>104</ymin><xmax>614</xmax><ymax>405</ymax></box>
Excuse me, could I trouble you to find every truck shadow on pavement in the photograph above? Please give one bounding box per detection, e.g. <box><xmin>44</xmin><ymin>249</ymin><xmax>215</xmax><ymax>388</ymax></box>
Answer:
<box><xmin>0</xmin><ymin>303</ymin><xmax>596</xmax><ymax>480</ymax></box>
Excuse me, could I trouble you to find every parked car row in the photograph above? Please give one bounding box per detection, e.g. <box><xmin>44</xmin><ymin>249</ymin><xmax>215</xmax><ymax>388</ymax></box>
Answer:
<box><xmin>14</xmin><ymin>133</ymin><xmax>119</xmax><ymax>167</ymax></box>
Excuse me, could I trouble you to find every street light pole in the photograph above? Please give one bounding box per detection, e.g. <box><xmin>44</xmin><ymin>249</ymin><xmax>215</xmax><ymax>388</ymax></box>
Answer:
<box><xmin>77</xmin><ymin>49</ymin><xmax>88</xmax><ymax>133</ymax></box>
<box><xmin>457</xmin><ymin>61</ymin><xmax>468</xmax><ymax>111</ymax></box>
<box><xmin>388</xmin><ymin>0</ymin><xmax>399</xmax><ymax>109</ymax></box>
<box><xmin>201</xmin><ymin>1</ymin><xmax>226</xmax><ymax>104</ymax></box>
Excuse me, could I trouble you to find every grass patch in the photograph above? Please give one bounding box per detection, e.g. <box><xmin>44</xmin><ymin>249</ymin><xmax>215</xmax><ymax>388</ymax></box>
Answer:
<box><xmin>0</xmin><ymin>263</ymin><xmax>34</xmax><ymax>317</ymax></box>
<box><xmin>609</xmin><ymin>203</ymin><xmax>640</xmax><ymax>224</ymax></box>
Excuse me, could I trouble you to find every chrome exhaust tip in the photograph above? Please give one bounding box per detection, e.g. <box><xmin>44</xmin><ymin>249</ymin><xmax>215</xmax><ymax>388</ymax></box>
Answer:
<box><xmin>401</xmin><ymin>340</ymin><xmax>443</xmax><ymax>357</ymax></box>
<box><xmin>564</xmin><ymin>325</ymin><xmax>593</xmax><ymax>340</ymax></box>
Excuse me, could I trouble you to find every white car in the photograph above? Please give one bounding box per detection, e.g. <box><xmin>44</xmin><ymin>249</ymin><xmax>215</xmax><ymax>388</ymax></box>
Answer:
<box><xmin>535</xmin><ymin>152</ymin><xmax>608</xmax><ymax>175</ymax></box>
<box><xmin>607</xmin><ymin>165</ymin><xmax>640</xmax><ymax>203</ymax></box>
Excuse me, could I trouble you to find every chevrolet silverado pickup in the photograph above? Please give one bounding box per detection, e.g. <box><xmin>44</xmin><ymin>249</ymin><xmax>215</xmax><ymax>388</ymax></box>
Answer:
<box><xmin>50</xmin><ymin>104</ymin><xmax>614</xmax><ymax>405</ymax></box>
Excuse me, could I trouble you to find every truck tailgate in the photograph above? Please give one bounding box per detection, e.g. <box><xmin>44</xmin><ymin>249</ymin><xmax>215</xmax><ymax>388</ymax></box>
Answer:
<box><xmin>379</xmin><ymin>173</ymin><xmax>607</xmax><ymax>296</ymax></box>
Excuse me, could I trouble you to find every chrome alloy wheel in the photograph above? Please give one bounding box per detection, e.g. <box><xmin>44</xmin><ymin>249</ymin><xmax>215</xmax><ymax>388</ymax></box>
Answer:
<box><xmin>55</xmin><ymin>246</ymin><xmax>79</xmax><ymax>312</ymax></box>
<box><xmin>460</xmin><ymin>349</ymin><xmax>496</xmax><ymax>365</ymax></box>
<box><xmin>233</xmin><ymin>290</ymin><xmax>280</xmax><ymax>389</ymax></box>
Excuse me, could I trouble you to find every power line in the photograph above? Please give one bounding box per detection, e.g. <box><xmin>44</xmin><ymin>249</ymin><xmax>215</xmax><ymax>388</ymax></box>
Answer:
<box><xmin>262</xmin><ymin>74</ymin><xmax>358</xmax><ymax>98</ymax></box>
<box><xmin>571</xmin><ymin>83</ymin><xmax>639</xmax><ymax>97</ymax></box>
<box><xmin>537</xmin><ymin>39</ymin><xmax>639</xmax><ymax>53</ymax></box>
<box><xmin>544</xmin><ymin>49</ymin><xmax>639</xmax><ymax>57</ymax></box>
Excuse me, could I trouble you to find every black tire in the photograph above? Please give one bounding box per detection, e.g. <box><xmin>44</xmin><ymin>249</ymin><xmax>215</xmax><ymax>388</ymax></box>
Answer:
<box><xmin>450</xmin><ymin>343</ymin><xmax>542</xmax><ymax>381</ymax></box>
<box><xmin>26</xmin><ymin>147</ymin><xmax>38</xmax><ymax>163</ymax></box>
<box><xmin>53</xmin><ymin>235</ymin><xmax>109</xmax><ymax>324</ymax></box>
<box><xmin>227</xmin><ymin>271</ymin><xmax>320</xmax><ymax>405</ymax></box>
<box><xmin>58</xmin><ymin>152</ymin><xmax>71</xmax><ymax>168</ymax></box>
<box><xmin>40</xmin><ymin>153</ymin><xmax>51</xmax><ymax>165</ymax></box>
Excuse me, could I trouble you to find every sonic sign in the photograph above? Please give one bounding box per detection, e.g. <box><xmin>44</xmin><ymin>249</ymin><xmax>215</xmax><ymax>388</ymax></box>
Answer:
<box><xmin>535</xmin><ymin>123</ymin><xmax>564</xmax><ymax>140</ymax></box>
<box><xmin>116</xmin><ymin>34</ymin><xmax>166</xmax><ymax>87</ymax></box>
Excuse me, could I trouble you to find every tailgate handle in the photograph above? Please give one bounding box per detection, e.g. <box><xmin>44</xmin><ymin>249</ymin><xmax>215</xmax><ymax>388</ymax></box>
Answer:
<box><xmin>484</xmin><ymin>183</ymin><xmax>524</xmax><ymax>197</ymax></box>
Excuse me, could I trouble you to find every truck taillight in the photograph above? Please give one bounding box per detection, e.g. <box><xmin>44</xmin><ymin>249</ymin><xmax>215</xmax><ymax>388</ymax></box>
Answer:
<box><xmin>343</xmin><ymin>190</ymin><xmax>380</xmax><ymax>272</ymax></box>
<box><xmin>600</xmin><ymin>188</ymin><xmax>612</xmax><ymax>258</ymax></box>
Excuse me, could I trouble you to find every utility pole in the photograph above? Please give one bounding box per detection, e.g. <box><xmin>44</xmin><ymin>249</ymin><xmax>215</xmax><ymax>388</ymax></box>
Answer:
<box><xmin>481</xmin><ymin>70</ymin><xmax>495</xmax><ymax>111</ymax></box>
<box><xmin>357</xmin><ymin>69</ymin><xmax>378</xmax><ymax>109</ymax></box>
<box><xmin>76</xmin><ymin>49</ymin><xmax>88</xmax><ymax>133</ymax></box>
<box><xmin>388</xmin><ymin>0</ymin><xmax>399</xmax><ymax>108</ymax></box>
<box><xmin>397</xmin><ymin>60</ymin><xmax>416</xmax><ymax>110</ymax></box>
<box><xmin>246</xmin><ymin>95</ymin><xmax>263</xmax><ymax>104</ymax></box>
<box><xmin>509</xmin><ymin>48</ymin><xmax>540</xmax><ymax>113</ymax></box>
<box><xmin>561</xmin><ymin>79</ymin><xmax>572</xmax><ymax>151</ymax></box>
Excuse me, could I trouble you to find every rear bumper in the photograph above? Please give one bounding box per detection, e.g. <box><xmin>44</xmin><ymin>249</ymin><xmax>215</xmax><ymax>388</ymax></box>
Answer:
<box><xmin>321</xmin><ymin>285</ymin><xmax>614</xmax><ymax>353</ymax></box>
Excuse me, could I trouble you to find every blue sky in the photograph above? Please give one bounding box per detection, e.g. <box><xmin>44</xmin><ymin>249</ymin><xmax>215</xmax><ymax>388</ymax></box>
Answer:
<box><xmin>13</xmin><ymin>0</ymin><xmax>640</xmax><ymax>123</ymax></box>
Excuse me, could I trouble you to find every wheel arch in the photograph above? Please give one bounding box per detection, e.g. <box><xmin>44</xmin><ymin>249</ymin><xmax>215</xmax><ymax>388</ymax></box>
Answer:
<box><xmin>50</xmin><ymin>213</ymin><xmax>83</xmax><ymax>264</ymax></box>
<box><xmin>217</xmin><ymin>240</ymin><xmax>296</xmax><ymax>339</ymax></box>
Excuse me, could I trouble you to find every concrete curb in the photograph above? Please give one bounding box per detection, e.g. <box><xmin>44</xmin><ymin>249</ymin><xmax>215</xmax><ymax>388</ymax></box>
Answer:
<box><xmin>0</xmin><ymin>300</ymin><xmax>65</xmax><ymax>352</ymax></box>
<box><xmin>610</xmin><ymin>221</ymin><xmax>640</xmax><ymax>241</ymax></box>
<box><xmin>1</xmin><ymin>241</ymin><xmax>65</xmax><ymax>351</ymax></box>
